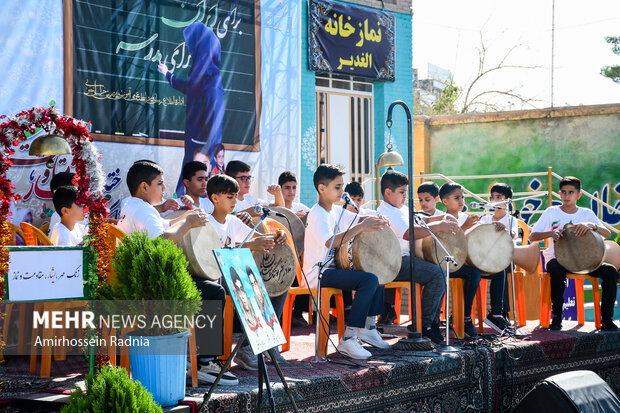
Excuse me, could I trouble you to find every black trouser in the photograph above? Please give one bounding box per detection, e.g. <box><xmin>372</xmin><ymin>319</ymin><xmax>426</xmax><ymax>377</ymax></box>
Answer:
<box><xmin>192</xmin><ymin>276</ymin><xmax>226</xmax><ymax>358</ymax></box>
<box><xmin>546</xmin><ymin>259</ymin><xmax>619</xmax><ymax>321</ymax></box>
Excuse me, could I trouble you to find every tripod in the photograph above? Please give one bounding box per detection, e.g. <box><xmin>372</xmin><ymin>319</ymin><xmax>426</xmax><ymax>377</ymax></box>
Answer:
<box><xmin>200</xmin><ymin>334</ymin><xmax>299</xmax><ymax>412</ymax></box>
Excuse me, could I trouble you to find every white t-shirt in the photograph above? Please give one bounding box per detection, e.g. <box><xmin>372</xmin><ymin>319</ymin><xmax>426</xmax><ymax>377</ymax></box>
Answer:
<box><xmin>454</xmin><ymin>211</ymin><xmax>468</xmax><ymax>226</ymax></box>
<box><xmin>50</xmin><ymin>222</ymin><xmax>87</xmax><ymax>246</ymax></box>
<box><xmin>359</xmin><ymin>207</ymin><xmax>377</xmax><ymax>217</ymax></box>
<box><xmin>290</xmin><ymin>202</ymin><xmax>310</xmax><ymax>214</ymax></box>
<box><xmin>302</xmin><ymin>204</ymin><xmax>360</xmax><ymax>288</ymax></box>
<box><xmin>117</xmin><ymin>197</ymin><xmax>167</xmax><ymax>239</ymax></box>
<box><xmin>531</xmin><ymin>206</ymin><xmax>602</xmax><ymax>262</ymax></box>
<box><xmin>208</xmin><ymin>214</ymin><xmax>252</xmax><ymax>248</ymax></box>
<box><xmin>479</xmin><ymin>213</ymin><xmax>519</xmax><ymax>239</ymax></box>
<box><xmin>377</xmin><ymin>201</ymin><xmax>410</xmax><ymax>256</ymax></box>
<box><xmin>233</xmin><ymin>194</ymin><xmax>269</xmax><ymax>213</ymax></box>
<box><xmin>431</xmin><ymin>209</ymin><xmax>444</xmax><ymax>217</ymax></box>
<box><xmin>47</xmin><ymin>212</ymin><xmax>89</xmax><ymax>237</ymax></box>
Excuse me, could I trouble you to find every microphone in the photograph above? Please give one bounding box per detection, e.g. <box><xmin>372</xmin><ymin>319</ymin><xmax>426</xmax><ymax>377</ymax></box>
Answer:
<box><xmin>469</xmin><ymin>201</ymin><xmax>490</xmax><ymax>209</ymax></box>
<box><xmin>341</xmin><ymin>192</ymin><xmax>358</xmax><ymax>211</ymax></box>
<box><xmin>253</xmin><ymin>205</ymin><xmax>286</xmax><ymax>217</ymax></box>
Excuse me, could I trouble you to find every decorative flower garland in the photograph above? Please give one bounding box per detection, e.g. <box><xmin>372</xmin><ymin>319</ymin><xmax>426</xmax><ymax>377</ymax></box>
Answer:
<box><xmin>0</xmin><ymin>106</ymin><xmax>112</xmax><ymax>356</ymax></box>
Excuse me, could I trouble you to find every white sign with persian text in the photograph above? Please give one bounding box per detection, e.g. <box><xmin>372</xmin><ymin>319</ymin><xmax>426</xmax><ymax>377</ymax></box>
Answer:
<box><xmin>7</xmin><ymin>248</ymin><xmax>85</xmax><ymax>301</ymax></box>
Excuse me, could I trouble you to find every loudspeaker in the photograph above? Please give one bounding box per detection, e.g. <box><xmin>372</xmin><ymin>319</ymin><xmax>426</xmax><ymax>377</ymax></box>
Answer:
<box><xmin>514</xmin><ymin>370</ymin><xmax>620</xmax><ymax>413</ymax></box>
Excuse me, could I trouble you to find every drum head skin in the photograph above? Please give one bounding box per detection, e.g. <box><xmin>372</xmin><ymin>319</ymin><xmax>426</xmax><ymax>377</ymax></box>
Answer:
<box><xmin>180</xmin><ymin>224</ymin><xmax>223</xmax><ymax>280</ymax></box>
<box><xmin>465</xmin><ymin>223</ymin><xmax>514</xmax><ymax>274</ymax></box>
<box><xmin>252</xmin><ymin>244</ymin><xmax>297</xmax><ymax>297</ymax></box>
<box><xmin>336</xmin><ymin>227</ymin><xmax>401</xmax><ymax>285</ymax></box>
<box><xmin>252</xmin><ymin>218</ymin><xmax>298</xmax><ymax>297</ymax></box>
<box><xmin>268</xmin><ymin>206</ymin><xmax>306</xmax><ymax>256</ymax></box>
<box><xmin>556</xmin><ymin>225</ymin><xmax>605</xmax><ymax>274</ymax></box>
<box><xmin>421</xmin><ymin>229</ymin><xmax>467</xmax><ymax>272</ymax></box>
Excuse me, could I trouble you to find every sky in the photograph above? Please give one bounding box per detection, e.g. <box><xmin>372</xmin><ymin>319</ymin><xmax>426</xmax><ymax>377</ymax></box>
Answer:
<box><xmin>412</xmin><ymin>0</ymin><xmax>620</xmax><ymax>111</ymax></box>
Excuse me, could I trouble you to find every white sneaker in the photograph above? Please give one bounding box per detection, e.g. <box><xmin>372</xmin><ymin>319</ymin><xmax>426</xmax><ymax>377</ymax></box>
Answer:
<box><xmin>358</xmin><ymin>327</ymin><xmax>391</xmax><ymax>349</ymax></box>
<box><xmin>198</xmin><ymin>360</ymin><xmax>239</xmax><ymax>386</ymax></box>
<box><xmin>336</xmin><ymin>337</ymin><xmax>372</xmax><ymax>359</ymax></box>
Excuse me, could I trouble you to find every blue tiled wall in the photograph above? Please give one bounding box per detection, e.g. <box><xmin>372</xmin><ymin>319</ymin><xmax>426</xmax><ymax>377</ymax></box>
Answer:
<box><xmin>299</xmin><ymin>1</ymin><xmax>413</xmax><ymax>207</ymax></box>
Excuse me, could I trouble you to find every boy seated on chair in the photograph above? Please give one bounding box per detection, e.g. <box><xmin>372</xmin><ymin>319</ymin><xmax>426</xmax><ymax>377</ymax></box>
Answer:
<box><xmin>303</xmin><ymin>164</ymin><xmax>390</xmax><ymax>360</ymax></box>
<box><xmin>226</xmin><ymin>160</ymin><xmax>284</xmax><ymax>216</ymax></box>
<box><xmin>118</xmin><ymin>161</ymin><xmax>239</xmax><ymax>385</ymax></box>
<box><xmin>439</xmin><ymin>182</ymin><xmax>482</xmax><ymax>338</ymax></box>
<box><xmin>278</xmin><ymin>171</ymin><xmax>310</xmax><ymax>216</ymax></box>
<box><xmin>529</xmin><ymin>176</ymin><xmax>618</xmax><ymax>332</ymax></box>
<box><xmin>478</xmin><ymin>183</ymin><xmax>519</xmax><ymax>333</ymax></box>
<box><xmin>377</xmin><ymin>170</ymin><xmax>458</xmax><ymax>343</ymax></box>
<box><xmin>206</xmin><ymin>174</ymin><xmax>290</xmax><ymax>370</ymax></box>
<box><xmin>50</xmin><ymin>186</ymin><xmax>88</xmax><ymax>246</ymax></box>
<box><xmin>344</xmin><ymin>181</ymin><xmax>377</xmax><ymax>216</ymax></box>
<box><xmin>417</xmin><ymin>181</ymin><xmax>444</xmax><ymax>217</ymax></box>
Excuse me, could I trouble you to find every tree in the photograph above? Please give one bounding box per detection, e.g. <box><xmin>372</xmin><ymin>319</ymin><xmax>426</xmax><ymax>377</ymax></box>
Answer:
<box><xmin>414</xmin><ymin>34</ymin><xmax>541</xmax><ymax>115</ymax></box>
<box><xmin>600</xmin><ymin>36</ymin><xmax>620</xmax><ymax>84</ymax></box>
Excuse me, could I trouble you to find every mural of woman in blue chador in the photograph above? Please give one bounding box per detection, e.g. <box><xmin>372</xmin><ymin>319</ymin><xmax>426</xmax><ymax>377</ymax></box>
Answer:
<box><xmin>158</xmin><ymin>22</ymin><xmax>224</xmax><ymax>195</ymax></box>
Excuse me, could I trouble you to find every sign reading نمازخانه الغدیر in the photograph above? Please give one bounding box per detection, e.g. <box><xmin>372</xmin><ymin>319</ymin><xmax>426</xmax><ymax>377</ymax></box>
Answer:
<box><xmin>308</xmin><ymin>0</ymin><xmax>395</xmax><ymax>81</ymax></box>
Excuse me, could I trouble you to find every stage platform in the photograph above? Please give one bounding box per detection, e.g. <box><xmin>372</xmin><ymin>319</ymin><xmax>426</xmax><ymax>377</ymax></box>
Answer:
<box><xmin>2</xmin><ymin>319</ymin><xmax>620</xmax><ymax>412</ymax></box>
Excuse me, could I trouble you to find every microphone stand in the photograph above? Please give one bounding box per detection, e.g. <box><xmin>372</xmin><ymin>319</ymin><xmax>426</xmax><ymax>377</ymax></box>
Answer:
<box><xmin>414</xmin><ymin>215</ymin><xmax>460</xmax><ymax>352</ymax></box>
<box><xmin>313</xmin><ymin>202</ymin><xmax>347</xmax><ymax>362</ymax></box>
<box><xmin>506</xmin><ymin>203</ymin><xmax>529</xmax><ymax>338</ymax></box>
<box><xmin>239</xmin><ymin>212</ymin><xmax>267</xmax><ymax>248</ymax></box>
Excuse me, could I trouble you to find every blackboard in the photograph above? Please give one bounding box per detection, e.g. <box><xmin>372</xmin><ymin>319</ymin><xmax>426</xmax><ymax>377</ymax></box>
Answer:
<box><xmin>72</xmin><ymin>0</ymin><xmax>260</xmax><ymax>150</ymax></box>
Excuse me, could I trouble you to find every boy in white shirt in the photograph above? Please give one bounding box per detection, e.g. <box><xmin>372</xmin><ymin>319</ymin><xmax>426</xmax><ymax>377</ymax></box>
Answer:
<box><xmin>50</xmin><ymin>186</ymin><xmax>88</xmax><ymax>246</ymax></box>
<box><xmin>439</xmin><ymin>182</ymin><xmax>482</xmax><ymax>337</ymax></box>
<box><xmin>530</xmin><ymin>176</ymin><xmax>618</xmax><ymax>331</ymax></box>
<box><xmin>376</xmin><ymin>171</ymin><xmax>459</xmax><ymax>343</ymax></box>
<box><xmin>278</xmin><ymin>171</ymin><xmax>310</xmax><ymax>216</ymax></box>
<box><xmin>181</xmin><ymin>161</ymin><xmax>214</xmax><ymax>214</ymax></box>
<box><xmin>303</xmin><ymin>164</ymin><xmax>390</xmax><ymax>360</ymax></box>
<box><xmin>417</xmin><ymin>182</ymin><xmax>444</xmax><ymax>217</ymax></box>
<box><xmin>47</xmin><ymin>172</ymin><xmax>89</xmax><ymax>237</ymax></box>
<box><xmin>117</xmin><ymin>162</ymin><xmax>239</xmax><ymax>385</ymax></box>
<box><xmin>206</xmin><ymin>174</ymin><xmax>290</xmax><ymax>370</ymax></box>
<box><xmin>225</xmin><ymin>160</ymin><xmax>283</xmax><ymax>214</ymax></box>
<box><xmin>478</xmin><ymin>183</ymin><xmax>518</xmax><ymax>333</ymax></box>
<box><xmin>344</xmin><ymin>181</ymin><xmax>376</xmax><ymax>216</ymax></box>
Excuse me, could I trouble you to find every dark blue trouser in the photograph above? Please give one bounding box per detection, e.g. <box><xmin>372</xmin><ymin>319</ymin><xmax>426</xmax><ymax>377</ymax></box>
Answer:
<box><xmin>321</xmin><ymin>269</ymin><xmax>384</xmax><ymax>328</ymax></box>
<box><xmin>482</xmin><ymin>269</ymin><xmax>507</xmax><ymax>315</ymax></box>
<box><xmin>449</xmin><ymin>265</ymin><xmax>481</xmax><ymax>319</ymax></box>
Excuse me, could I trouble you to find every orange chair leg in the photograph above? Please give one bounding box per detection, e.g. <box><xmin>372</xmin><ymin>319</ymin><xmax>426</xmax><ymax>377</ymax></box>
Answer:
<box><xmin>591</xmin><ymin>279</ymin><xmax>602</xmax><ymax>330</ymax></box>
<box><xmin>393</xmin><ymin>288</ymin><xmax>402</xmax><ymax>322</ymax></box>
<box><xmin>476</xmin><ymin>279</ymin><xmax>488</xmax><ymax>333</ymax></box>
<box><xmin>513</xmin><ymin>271</ymin><xmax>527</xmax><ymax>327</ymax></box>
<box><xmin>539</xmin><ymin>275</ymin><xmax>551</xmax><ymax>328</ymax></box>
<box><xmin>415</xmin><ymin>284</ymin><xmax>422</xmax><ymax>331</ymax></box>
<box><xmin>281</xmin><ymin>294</ymin><xmax>296</xmax><ymax>352</ymax></box>
<box><xmin>107</xmin><ymin>327</ymin><xmax>116</xmax><ymax>367</ymax></box>
<box><xmin>308</xmin><ymin>296</ymin><xmax>314</xmax><ymax>325</ymax></box>
<box><xmin>450</xmin><ymin>279</ymin><xmax>465</xmax><ymax>339</ymax></box>
<box><xmin>188</xmin><ymin>325</ymin><xmax>198</xmax><ymax>388</ymax></box>
<box><xmin>221</xmin><ymin>295</ymin><xmax>234</xmax><ymax>361</ymax></box>
<box><xmin>574</xmin><ymin>279</ymin><xmax>585</xmax><ymax>325</ymax></box>
<box><xmin>318</xmin><ymin>289</ymin><xmax>332</xmax><ymax>358</ymax></box>
<box><xmin>335</xmin><ymin>293</ymin><xmax>345</xmax><ymax>340</ymax></box>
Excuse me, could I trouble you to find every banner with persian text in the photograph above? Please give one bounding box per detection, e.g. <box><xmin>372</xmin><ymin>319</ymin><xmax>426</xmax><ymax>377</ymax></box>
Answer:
<box><xmin>308</xmin><ymin>0</ymin><xmax>395</xmax><ymax>81</ymax></box>
<box><xmin>73</xmin><ymin>0</ymin><xmax>260</xmax><ymax>151</ymax></box>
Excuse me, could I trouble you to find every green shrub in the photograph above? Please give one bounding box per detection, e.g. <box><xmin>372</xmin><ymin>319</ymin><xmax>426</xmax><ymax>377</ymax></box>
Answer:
<box><xmin>101</xmin><ymin>231</ymin><xmax>201</xmax><ymax>335</ymax></box>
<box><xmin>61</xmin><ymin>366</ymin><xmax>162</xmax><ymax>413</ymax></box>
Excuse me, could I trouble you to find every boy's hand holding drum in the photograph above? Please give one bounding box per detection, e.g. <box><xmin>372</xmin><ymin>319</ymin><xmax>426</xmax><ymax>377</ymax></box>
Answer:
<box><xmin>250</xmin><ymin>235</ymin><xmax>276</xmax><ymax>253</ymax></box>
<box><xmin>360</xmin><ymin>216</ymin><xmax>388</xmax><ymax>232</ymax></box>
<box><xmin>573</xmin><ymin>222</ymin><xmax>596</xmax><ymax>237</ymax></box>
<box><xmin>273</xmin><ymin>229</ymin><xmax>287</xmax><ymax>245</ymax></box>
<box><xmin>186</xmin><ymin>209</ymin><xmax>209</xmax><ymax>228</ymax></box>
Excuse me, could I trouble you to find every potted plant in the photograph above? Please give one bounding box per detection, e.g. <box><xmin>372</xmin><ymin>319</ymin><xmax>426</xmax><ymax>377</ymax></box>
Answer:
<box><xmin>102</xmin><ymin>232</ymin><xmax>201</xmax><ymax>407</ymax></box>
<box><xmin>62</xmin><ymin>365</ymin><xmax>162</xmax><ymax>412</ymax></box>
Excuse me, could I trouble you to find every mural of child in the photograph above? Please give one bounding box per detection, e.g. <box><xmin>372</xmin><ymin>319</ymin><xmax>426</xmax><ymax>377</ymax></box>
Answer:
<box><xmin>211</xmin><ymin>143</ymin><xmax>226</xmax><ymax>176</ymax></box>
<box><xmin>158</xmin><ymin>22</ymin><xmax>224</xmax><ymax>196</ymax></box>
<box><xmin>193</xmin><ymin>145</ymin><xmax>213</xmax><ymax>177</ymax></box>
<box><xmin>246</xmin><ymin>266</ymin><xmax>276</xmax><ymax>329</ymax></box>
<box><xmin>229</xmin><ymin>266</ymin><xmax>261</xmax><ymax>332</ymax></box>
